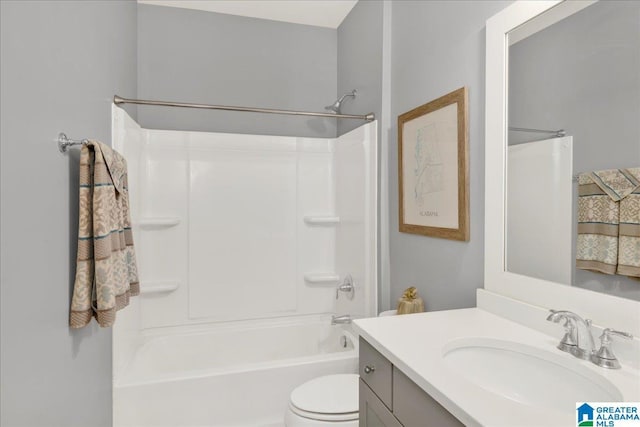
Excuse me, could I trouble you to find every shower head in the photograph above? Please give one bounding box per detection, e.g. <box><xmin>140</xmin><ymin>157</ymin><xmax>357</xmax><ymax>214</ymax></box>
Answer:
<box><xmin>325</xmin><ymin>90</ymin><xmax>357</xmax><ymax>114</ymax></box>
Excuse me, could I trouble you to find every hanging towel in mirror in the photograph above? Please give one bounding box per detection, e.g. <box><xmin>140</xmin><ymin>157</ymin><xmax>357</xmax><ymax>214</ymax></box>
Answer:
<box><xmin>70</xmin><ymin>141</ymin><xmax>139</xmax><ymax>328</ymax></box>
<box><xmin>576</xmin><ymin>167</ymin><xmax>640</xmax><ymax>278</ymax></box>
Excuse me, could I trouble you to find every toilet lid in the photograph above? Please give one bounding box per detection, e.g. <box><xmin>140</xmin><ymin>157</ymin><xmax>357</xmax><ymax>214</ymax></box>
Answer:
<box><xmin>290</xmin><ymin>374</ymin><xmax>359</xmax><ymax>416</ymax></box>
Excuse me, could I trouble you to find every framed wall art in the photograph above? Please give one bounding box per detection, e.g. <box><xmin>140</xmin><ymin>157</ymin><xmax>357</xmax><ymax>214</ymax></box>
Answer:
<box><xmin>398</xmin><ymin>87</ymin><xmax>469</xmax><ymax>241</ymax></box>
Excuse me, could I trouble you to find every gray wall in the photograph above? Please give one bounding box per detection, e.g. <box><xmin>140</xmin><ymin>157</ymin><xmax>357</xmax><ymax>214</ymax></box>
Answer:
<box><xmin>0</xmin><ymin>1</ymin><xmax>137</xmax><ymax>425</ymax></box>
<box><xmin>509</xmin><ymin>0</ymin><xmax>640</xmax><ymax>300</ymax></box>
<box><xmin>337</xmin><ymin>1</ymin><xmax>389</xmax><ymax>311</ymax></box>
<box><xmin>137</xmin><ymin>4</ymin><xmax>337</xmax><ymax>138</ymax></box>
<box><xmin>337</xmin><ymin>1</ymin><xmax>384</xmax><ymax>138</ymax></box>
<box><xmin>389</xmin><ymin>1</ymin><xmax>511</xmax><ymax>311</ymax></box>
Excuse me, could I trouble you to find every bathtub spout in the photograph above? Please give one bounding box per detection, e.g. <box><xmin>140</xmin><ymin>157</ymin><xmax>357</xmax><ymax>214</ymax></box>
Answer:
<box><xmin>331</xmin><ymin>314</ymin><xmax>352</xmax><ymax>325</ymax></box>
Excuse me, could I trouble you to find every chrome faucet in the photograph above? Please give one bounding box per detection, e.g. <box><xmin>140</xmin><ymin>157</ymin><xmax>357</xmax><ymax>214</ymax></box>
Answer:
<box><xmin>546</xmin><ymin>310</ymin><xmax>595</xmax><ymax>360</ymax></box>
<box><xmin>547</xmin><ymin>310</ymin><xmax>633</xmax><ymax>369</ymax></box>
<box><xmin>331</xmin><ymin>314</ymin><xmax>352</xmax><ymax>325</ymax></box>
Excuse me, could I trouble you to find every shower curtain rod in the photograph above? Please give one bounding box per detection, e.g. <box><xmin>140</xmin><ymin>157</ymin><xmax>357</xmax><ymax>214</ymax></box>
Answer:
<box><xmin>509</xmin><ymin>126</ymin><xmax>566</xmax><ymax>137</ymax></box>
<box><xmin>113</xmin><ymin>95</ymin><xmax>375</xmax><ymax>122</ymax></box>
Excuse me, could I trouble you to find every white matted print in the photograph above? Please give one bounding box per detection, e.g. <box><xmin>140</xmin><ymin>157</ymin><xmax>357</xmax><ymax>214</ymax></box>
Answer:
<box><xmin>398</xmin><ymin>87</ymin><xmax>469</xmax><ymax>241</ymax></box>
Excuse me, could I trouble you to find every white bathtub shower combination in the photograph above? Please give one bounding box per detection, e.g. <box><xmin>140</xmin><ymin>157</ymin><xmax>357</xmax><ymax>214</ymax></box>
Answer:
<box><xmin>111</xmin><ymin>106</ymin><xmax>377</xmax><ymax>426</ymax></box>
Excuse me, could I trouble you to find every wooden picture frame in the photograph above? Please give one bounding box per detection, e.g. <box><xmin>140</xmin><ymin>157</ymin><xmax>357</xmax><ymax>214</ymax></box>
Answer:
<box><xmin>398</xmin><ymin>87</ymin><xmax>469</xmax><ymax>241</ymax></box>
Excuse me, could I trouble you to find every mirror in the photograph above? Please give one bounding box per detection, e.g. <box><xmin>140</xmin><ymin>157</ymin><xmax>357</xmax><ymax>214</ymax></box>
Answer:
<box><xmin>484</xmin><ymin>0</ymin><xmax>640</xmax><ymax>335</ymax></box>
<box><xmin>505</xmin><ymin>1</ymin><xmax>640</xmax><ymax>301</ymax></box>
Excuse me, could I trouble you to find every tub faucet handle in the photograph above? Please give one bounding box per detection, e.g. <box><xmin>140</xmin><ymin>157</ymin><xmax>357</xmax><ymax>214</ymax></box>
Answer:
<box><xmin>336</xmin><ymin>274</ymin><xmax>355</xmax><ymax>300</ymax></box>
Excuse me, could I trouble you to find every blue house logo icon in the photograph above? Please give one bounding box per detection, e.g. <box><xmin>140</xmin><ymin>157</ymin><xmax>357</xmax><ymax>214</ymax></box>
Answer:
<box><xmin>577</xmin><ymin>403</ymin><xmax>594</xmax><ymax>426</ymax></box>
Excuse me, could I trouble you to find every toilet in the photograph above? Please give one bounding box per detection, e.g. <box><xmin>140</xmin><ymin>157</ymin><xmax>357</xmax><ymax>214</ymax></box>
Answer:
<box><xmin>286</xmin><ymin>312</ymin><xmax>396</xmax><ymax>426</ymax></box>
<box><xmin>284</xmin><ymin>374</ymin><xmax>359</xmax><ymax>427</ymax></box>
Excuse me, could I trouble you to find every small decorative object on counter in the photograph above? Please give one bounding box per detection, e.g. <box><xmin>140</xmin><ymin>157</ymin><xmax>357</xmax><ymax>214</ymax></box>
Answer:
<box><xmin>396</xmin><ymin>286</ymin><xmax>425</xmax><ymax>314</ymax></box>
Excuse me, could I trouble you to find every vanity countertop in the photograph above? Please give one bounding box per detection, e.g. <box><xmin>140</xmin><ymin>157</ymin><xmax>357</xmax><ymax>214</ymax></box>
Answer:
<box><xmin>353</xmin><ymin>308</ymin><xmax>640</xmax><ymax>427</ymax></box>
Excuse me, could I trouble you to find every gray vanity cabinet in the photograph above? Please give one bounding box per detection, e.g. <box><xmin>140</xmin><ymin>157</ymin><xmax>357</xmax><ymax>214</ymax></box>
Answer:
<box><xmin>359</xmin><ymin>337</ymin><xmax>463</xmax><ymax>427</ymax></box>
<box><xmin>359</xmin><ymin>377</ymin><xmax>403</xmax><ymax>427</ymax></box>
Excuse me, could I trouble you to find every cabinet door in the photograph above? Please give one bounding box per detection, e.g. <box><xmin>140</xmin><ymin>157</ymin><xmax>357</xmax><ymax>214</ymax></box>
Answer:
<box><xmin>393</xmin><ymin>369</ymin><xmax>464</xmax><ymax>427</ymax></box>
<box><xmin>359</xmin><ymin>337</ymin><xmax>393</xmax><ymax>409</ymax></box>
<box><xmin>359</xmin><ymin>379</ymin><xmax>402</xmax><ymax>427</ymax></box>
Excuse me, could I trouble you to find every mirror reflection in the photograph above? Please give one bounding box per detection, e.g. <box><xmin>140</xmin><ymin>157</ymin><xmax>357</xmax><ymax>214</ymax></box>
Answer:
<box><xmin>506</xmin><ymin>1</ymin><xmax>640</xmax><ymax>301</ymax></box>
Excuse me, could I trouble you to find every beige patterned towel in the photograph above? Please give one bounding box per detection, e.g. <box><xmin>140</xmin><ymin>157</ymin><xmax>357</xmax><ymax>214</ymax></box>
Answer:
<box><xmin>576</xmin><ymin>167</ymin><xmax>640</xmax><ymax>278</ymax></box>
<box><xmin>70</xmin><ymin>141</ymin><xmax>139</xmax><ymax>328</ymax></box>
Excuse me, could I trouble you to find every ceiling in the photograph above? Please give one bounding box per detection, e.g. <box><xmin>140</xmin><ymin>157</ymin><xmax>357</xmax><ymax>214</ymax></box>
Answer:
<box><xmin>137</xmin><ymin>0</ymin><xmax>359</xmax><ymax>29</ymax></box>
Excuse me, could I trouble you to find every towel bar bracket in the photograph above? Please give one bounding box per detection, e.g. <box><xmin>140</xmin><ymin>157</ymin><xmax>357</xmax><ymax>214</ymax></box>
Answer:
<box><xmin>58</xmin><ymin>133</ymin><xmax>89</xmax><ymax>153</ymax></box>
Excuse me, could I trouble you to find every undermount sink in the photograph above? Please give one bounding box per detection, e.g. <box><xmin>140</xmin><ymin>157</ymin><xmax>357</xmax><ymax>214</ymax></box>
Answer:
<box><xmin>443</xmin><ymin>337</ymin><xmax>623</xmax><ymax>412</ymax></box>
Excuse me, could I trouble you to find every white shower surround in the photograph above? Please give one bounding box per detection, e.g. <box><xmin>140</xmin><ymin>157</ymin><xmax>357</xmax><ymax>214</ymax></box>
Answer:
<box><xmin>111</xmin><ymin>106</ymin><xmax>377</xmax><ymax>426</ymax></box>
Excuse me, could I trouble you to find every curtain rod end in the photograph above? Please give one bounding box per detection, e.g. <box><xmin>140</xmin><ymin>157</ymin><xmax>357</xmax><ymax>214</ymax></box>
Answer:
<box><xmin>113</xmin><ymin>95</ymin><xmax>124</xmax><ymax>105</ymax></box>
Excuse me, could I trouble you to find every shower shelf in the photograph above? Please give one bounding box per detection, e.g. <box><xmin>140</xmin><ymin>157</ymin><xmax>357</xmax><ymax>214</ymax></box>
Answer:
<box><xmin>142</xmin><ymin>281</ymin><xmax>180</xmax><ymax>294</ymax></box>
<box><xmin>137</xmin><ymin>217</ymin><xmax>181</xmax><ymax>229</ymax></box>
<box><xmin>304</xmin><ymin>274</ymin><xmax>340</xmax><ymax>284</ymax></box>
<box><xmin>303</xmin><ymin>216</ymin><xmax>340</xmax><ymax>225</ymax></box>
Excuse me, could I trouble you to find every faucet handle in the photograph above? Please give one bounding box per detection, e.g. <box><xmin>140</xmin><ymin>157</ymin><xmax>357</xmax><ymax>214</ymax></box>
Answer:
<box><xmin>547</xmin><ymin>310</ymin><xmax>577</xmax><ymax>353</ymax></box>
<box><xmin>604</xmin><ymin>329</ymin><xmax>633</xmax><ymax>340</ymax></box>
<box><xmin>557</xmin><ymin>318</ymin><xmax>578</xmax><ymax>353</ymax></box>
<box><xmin>590</xmin><ymin>328</ymin><xmax>633</xmax><ymax>369</ymax></box>
<box><xmin>335</xmin><ymin>274</ymin><xmax>355</xmax><ymax>300</ymax></box>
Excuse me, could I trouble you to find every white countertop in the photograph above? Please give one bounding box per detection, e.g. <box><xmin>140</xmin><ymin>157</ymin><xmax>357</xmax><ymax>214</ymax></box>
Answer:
<box><xmin>353</xmin><ymin>308</ymin><xmax>640</xmax><ymax>427</ymax></box>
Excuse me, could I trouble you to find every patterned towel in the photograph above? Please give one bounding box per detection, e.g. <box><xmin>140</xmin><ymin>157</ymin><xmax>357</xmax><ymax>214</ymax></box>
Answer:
<box><xmin>70</xmin><ymin>141</ymin><xmax>139</xmax><ymax>328</ymax></box>
<box><xmin>576</xmin><ymin>167</ymin><xmax>640</xmax><ymax>278</ymax></box>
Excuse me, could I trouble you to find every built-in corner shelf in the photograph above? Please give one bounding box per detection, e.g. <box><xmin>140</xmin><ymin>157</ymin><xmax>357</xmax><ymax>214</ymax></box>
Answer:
<box><xmin>141</xmin><ymin>281</ymin><xmax>180</xmax><ymax>295</ymax></box>
<box><xmin>303</xmin><ymin>216</ymin><xmax>340</xmax><ymax>225</ymax></box>
<box><xmin>304</xmin><ymin>274</ymin><xmax>340</xmax><ymax>284</ymax></box>
<box><xmin>137</xmin><ymin>217</ymin><xmax>181</xmax><ymax>229</ymax></box>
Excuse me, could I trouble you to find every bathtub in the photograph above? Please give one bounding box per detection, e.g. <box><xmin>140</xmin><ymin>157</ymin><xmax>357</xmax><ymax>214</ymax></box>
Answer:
<box><xmin>113</xmin><ymin>316</ymin><xmax>358</xmax><ymax>427</ymax></box>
